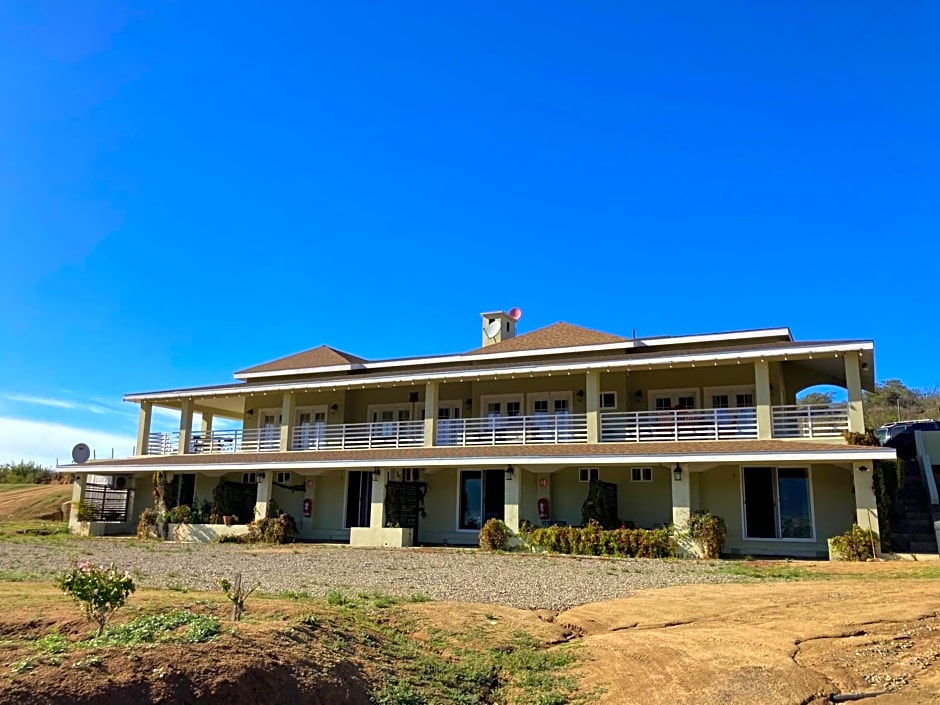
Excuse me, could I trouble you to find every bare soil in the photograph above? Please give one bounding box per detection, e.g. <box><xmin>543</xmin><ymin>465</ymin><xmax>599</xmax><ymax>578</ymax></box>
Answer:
<box><xmin>0</xmin><ymin>484</ymin><xmax>72</xmax><ymax>521</ymax></box>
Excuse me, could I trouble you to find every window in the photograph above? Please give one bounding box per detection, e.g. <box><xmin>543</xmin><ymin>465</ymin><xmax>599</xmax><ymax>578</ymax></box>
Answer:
<box><xmin>600</xmin><ymin>392</ymin><xmax>617</xmax><ymax>410</ymax></box>
<box><xmin>401</xmin><ymin>468</ymin><xmax>421</xmax><ymax>483</ymax></box>
<box><xmin>459</xmin><ymin>470</ymin><xmax>505</xmax><ymax>530</ymax></box>
<box><xmin>276</xmin><ymin>471</ymin><xmax>292</xmax><ymax>484</ymax></box>
<box><xmin>631</xmin><ymin>467</ymin><xmax>652</xmax><ymax>482</ymax></box>
<box><xmin>743</xmin><ymin>467</ymin><xmax>813</xmax><ymax>540</ymax></box>
<box><xmin>650</xmin><ymin>389</ymin><xmax>698</xmax><ymax>411</ymax></box>
<box><xmin>578</xmin><ymin>468</ymin><xmax>599</xmax><ymax>483</ymax></box>
<box><xmin>242</xmin><ymin>472</ymin><xmax>258</xmax><ymax>484</ymax></box>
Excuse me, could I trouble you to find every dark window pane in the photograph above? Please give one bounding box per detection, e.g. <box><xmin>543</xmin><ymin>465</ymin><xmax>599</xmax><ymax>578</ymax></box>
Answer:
<box><xmin>744</xmin><ymin>467</ymin><xmax>777</xmax><ymax>538</ymax></box>
<box><xmin>778</xmin><ymin>468</ymin><xmax>812</xmax><ymax>538</ymax></box>
<box><xmin>460</xmin><ymin>471</ymin><xmax>482</xmax><ymax>530</ymax></box>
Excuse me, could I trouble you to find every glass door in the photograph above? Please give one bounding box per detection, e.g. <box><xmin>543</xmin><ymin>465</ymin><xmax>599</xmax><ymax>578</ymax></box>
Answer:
<box><xmin>345</xmin><ymin>471</ymin><xmax>373</xmax><ymax>528</ymax></box>
<box><xmin>259</xmin><ymin>412</ymin><xmax>281</xmax><ymax>451</ymax></box>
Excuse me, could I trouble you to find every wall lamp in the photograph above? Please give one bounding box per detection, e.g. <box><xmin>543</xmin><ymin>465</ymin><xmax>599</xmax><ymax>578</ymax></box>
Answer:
<box><xmin>465</xmin><ymin>398</ymin><xmax>473</xmax><ymax>408</ymax></box>
<box><xmin>372</xmin><ymin>468</ymin><xmax>382</xmax><ymax>478</ymax></box>
<box><xmin>673</xmin><ymin>464</ymin><xmax>683</xmax><ymax>482</ymax></box>
<box><xmin>576</xmin><ymin>390</ymin><xmax>584</xmax><ymax>402</ymax></box>
<box><xmin>633</xmin><ymin>390</ymin><xmax>643</xmax><ymax>402</ymax></box>
<box><xmin>246</xmin><ymin>409</ymin><xmax>255</xmax><ymax>417</ymax></box>
<box><xmin>505</xmin><ymin>465</ymin><xmax>515</xmax><ymax>480</ymax></box>
<box><xmin>257</xmin><ymin>471</ymin><xmax>266</xmax><ymax>481</ymax></box>
<box><xmin>857</xmin><ymin>465</ymin><xmax>870</xmax><ymax>473</ymax></box>
<box><xmin>330</xmin><ymin>403</ymin><xmax>339</xmax><ymax>412</ymax></box>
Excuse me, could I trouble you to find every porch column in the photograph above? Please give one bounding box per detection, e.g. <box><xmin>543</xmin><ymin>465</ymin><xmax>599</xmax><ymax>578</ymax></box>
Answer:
<box><xmin>585</xmin><ymin>370</ymin><xmax>600</xmax><ymax>444</ymax></box>
<box><xmin>370</xmin><ymin>470</ymin><xmax>386</xmax><ymax>528</ymax></box>
<box><xmin>424</xmin><ymin>380</ymin><xmax>438</xmax><ymax>446</ymax></box>
<box><xmin>504</xmin><ymin>467</ymin><xmax>521</xmax><ymax>533</ymax></box>
<box><xmin>754</xmin><ymin>361</ymin><xmax>772</xmax><ymax>440</ymax></box>
<box><xmin>844</xmin><ymin>355</ymin><xmax>865</xmax><ymax>433</ymax></box>
<box><xmin>852</xmin><ymin>462</ymin><xmax>880</xmax><ymax>556</ymax></box>
<box><xmin>255</xmin><ymin>471</ymin><xmax>274</xmax><ymax>519</ymax></box>
<box><xmin>280</xmin><ymin>392</ymin><xmax>295</xmax><ymax>452</ymax></box>
<box><xmin>178</xmin><ymin>399</ymin><xmax>194</xmax><ymax>455</ymax></box>
<box><xmin>136</xmin><ymin>402</ymin><xmax>152</xmax><ymax>456</ymax></box>
<box><xmin>671</xmin><ymin>464</ymin><xmax>691</xmax><ymax>531</ymax></box>
<box><xmin>201</xmin><ymin>412</ymin><xmax>214</xmax><ymax>436</ymax></box>
<box><xmin>68</xmin><ymin>474</ymin><xmax>87</xmax><ymax>531</ymax></box>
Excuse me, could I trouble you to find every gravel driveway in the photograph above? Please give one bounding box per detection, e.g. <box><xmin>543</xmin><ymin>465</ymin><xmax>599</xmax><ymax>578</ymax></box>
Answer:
<box><xmin>0</xmin><ymin>539</ymin><xmax>742</xmax><ymax>610</ymax></box>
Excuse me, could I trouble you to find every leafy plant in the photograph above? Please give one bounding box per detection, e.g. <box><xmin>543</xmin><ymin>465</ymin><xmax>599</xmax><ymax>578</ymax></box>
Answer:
<box><xmin>247</xmin><ymin>512</ymin><xmax>297</xmax><ymax>544</ymax></box>
<box><xmin>581</xmin><ymin>479</ymin><xmax>619</xmax><ymax>529</ymax></box>
<box><xmin>165</xmin><ymin>504</ymin><xmax>192</xmax><ymax>524</ymax></box>
<box><xmin>89</xmin><ymin>609</ymin><xmax>219</xmax><ymax>646</ymax></box>
<box><xmin>478</xmin><ymin>518</ymin><xmax>512</xmax><ymax>551</ymax></box>
<box><xmin>58</xmin><ymin>562</ymin><xmax>136</xmax><ymax>637</ymax></box>
<box><xmin>829</xmin><ymin>525</ymin><xmax>877</xmax><ymax>561</ymax></box>
<box><xmin>218</xmin><ymin>575</ymin><xmax>260</xmax><ymax>621</ymax></box>
<box><xmin>136</xmin><ymin>507</ymin><xmax>159</xmax><ymax>539</ymax></box>
<box><xmin>688</xmin><ymin>511</ymin><xmax>727</xmax><ymax>559</ymax></box>
<box><xmin>74</xmin><ymin>500</ymin><xmax>95</xmax><ymax>522</ymax></box>
<box><xmin>525</xmin><ymin>523</ymin><xmax>675</xmax><ymax>558</ymax></box>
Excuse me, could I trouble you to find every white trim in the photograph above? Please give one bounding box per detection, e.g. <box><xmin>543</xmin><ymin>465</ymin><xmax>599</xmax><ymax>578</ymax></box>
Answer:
<box><xmin>703</xmin><ymin>386</ymin><xmax>756</xmax><ymax>409</ymax></box>
<box><xmin>527</xmin><ymin>391</ymin><xmax>573</xmax><ymax>416</ymax></box>
<box><xmin>648</xmin><ymin>387</ymin><xmax>699</xmax><ymax>411</ymax></box>
<box><xmin>233</xmin><ymin>327</ymin><xmax>795</xmax><ymax>380</ymax></box>
<box><xmin>740</xmin><ymin>465</ymin><xmax>817</xmax><ymax>542</ymax></box>
<box><xmin>61</xmin><ymin>446</ymin><xmax>897</xmax><ymax>474</ymax></box>
<box><xmin>480</xmin><ymin>394</ymin><xmax>523</xmax><ymax>417</ymax></box>
<box><xmin>126</xmin><ymin>341</ymin><xmax>874</xmax><ymax>403</ymax></box>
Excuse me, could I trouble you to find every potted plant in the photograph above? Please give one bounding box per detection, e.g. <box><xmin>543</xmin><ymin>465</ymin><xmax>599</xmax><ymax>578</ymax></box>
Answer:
<box><xmin>223</xmin><ymin>514</ymin><xmax>238</xmax><ymax>527</ymax></box>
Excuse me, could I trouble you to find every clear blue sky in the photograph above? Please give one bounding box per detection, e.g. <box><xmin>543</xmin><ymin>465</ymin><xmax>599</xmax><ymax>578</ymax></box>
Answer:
<box><xmin>1</xmin><ymin>2</ymin><xmax>938</xmax><ymax>464</ymax></box>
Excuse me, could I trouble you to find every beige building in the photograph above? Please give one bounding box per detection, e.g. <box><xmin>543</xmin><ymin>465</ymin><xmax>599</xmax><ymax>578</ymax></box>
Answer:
<box><xmin>62</xmin><ymin>313</ymin><xmax>895</xmax><ymax>557</ymax></box>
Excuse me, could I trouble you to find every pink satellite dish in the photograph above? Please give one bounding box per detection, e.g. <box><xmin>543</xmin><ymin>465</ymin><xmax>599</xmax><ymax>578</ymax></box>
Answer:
<box><xmin>508</xmin><ymin>307</ymin><xmax>523</xmax><ymax>321</ymax></box>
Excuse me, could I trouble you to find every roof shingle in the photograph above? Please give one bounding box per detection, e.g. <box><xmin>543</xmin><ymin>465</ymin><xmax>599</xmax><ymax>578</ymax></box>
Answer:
<box><xmin>236</xmin><ymin>345</ymin><xmax>366</xmax><ymax>375</ymax></box>
<box><xmin>463</xmin><ymin>322</ymin><xmax>628</xmax><ymax>356</ymax></box>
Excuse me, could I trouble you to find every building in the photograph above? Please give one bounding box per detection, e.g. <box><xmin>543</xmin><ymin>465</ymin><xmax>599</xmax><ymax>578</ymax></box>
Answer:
<box><xmin>61</xmin><ymin>312</ymin><xmax>896</xmax><ymax>557</ymax></box>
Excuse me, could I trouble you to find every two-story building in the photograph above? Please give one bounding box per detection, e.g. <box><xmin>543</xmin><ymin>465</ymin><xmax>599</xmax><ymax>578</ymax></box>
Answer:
<box><xmin>62</xmin><ymin>312</ymin><xmax>895</xmax><ymax>557</ymax></box>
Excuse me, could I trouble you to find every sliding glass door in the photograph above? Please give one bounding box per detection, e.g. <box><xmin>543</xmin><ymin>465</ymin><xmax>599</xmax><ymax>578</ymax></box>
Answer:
<box><xmin>743</xmin><ymin>467</ymin><xmax>814</xmax><ymax>540</ymax></box>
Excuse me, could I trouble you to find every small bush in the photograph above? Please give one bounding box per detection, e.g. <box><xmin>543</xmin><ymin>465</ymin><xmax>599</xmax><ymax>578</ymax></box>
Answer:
<box><xmin>830</xmin><ymin>525</ymin><xmax>877</xmax><ymax>561</ymax></box>
<box><xmin>247</xmin><ymin>512</ymin><xmax>297</xmax><ymax>544</ymax></box>
<box><xmin>525</xmin><ymin>524</ymin><xmax>675</xmax><ymax>558</ymax></box>
<box><xmin>136</xmin><ymin>508</ymin><xmax>159</xmax><ymax>539</ymax></box>
<box><xmin>165</xmin><ymin>504</ymin><xmax>192</xmax><ymax>524</ymax></box>
<box><xmin>59</xmin><ymin>562</ymin><xmax>136</xmax><ymax>637</ymax></box>
<box><xmin>478</xmin><ymin>518</ymin><xmax>512</xmax><ymax>551</ymax></box>
<box><xmin>688</xmin><ymin>511</ymin><xmax>727</xmax><ymax>559</ymax></box>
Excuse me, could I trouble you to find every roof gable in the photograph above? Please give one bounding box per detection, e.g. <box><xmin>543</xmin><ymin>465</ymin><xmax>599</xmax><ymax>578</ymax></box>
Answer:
<box><xmin>237</xmin><ymin>345</ymin><xmax>367</xmax><ymax>375</ymax></box>
<box><xmin>463</xmin><ymin>321</ymin><xmax>628</xmax><ymax>356</ymax></box>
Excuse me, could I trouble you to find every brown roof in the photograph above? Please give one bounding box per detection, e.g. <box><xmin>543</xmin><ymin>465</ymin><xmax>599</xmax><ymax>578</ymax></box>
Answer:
<box><xmin>463</xmin><ymin>322</ymin><xmax>629</xmax><ymax>356</ymax></box>
<box><xmin>236</xmin><ymin>346</ymin><xmax>367</xmax><ymax>375</ymax></box>
<box><xmin>74</xmin><ymin>440</ymin><xmax>887</xmax><ymax>470</ymax></box>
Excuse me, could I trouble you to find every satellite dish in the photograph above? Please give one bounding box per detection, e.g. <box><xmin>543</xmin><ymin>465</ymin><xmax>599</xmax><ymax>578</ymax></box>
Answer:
<box><xmin>72</xmin><ymin>443</ymin><xmax>91</xmax><ymax>464</ymax></box>
<box><xmin>484</xmin><ymin>320</ymin><xmax>502</xmax><ymax>339</ymax></box>
<box><xmin>508</xmin><ymin>307</ymin><xmax>523</xmax><ymax>321</ymax></box>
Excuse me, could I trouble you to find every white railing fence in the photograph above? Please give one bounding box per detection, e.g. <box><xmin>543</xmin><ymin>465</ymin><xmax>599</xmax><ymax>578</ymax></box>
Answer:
<box><xmin>436</xmin><ymin>414</ymin><xmax>589</xmax><ymax>446</ymax></box>
<box><xmin>600</xmin><ymin>408</ymin><xmax>759</xmax><ymax>443</ymax></box>
<box><xmin>146</xmin><ymin>432</ymin><xmax>179</xmax><ymax>455</ymax></box>
<box><xmin>292</xmin><ymin>420</ymin><xmax>424</xmax><ymax>450</ymax></box>
<box><xmin>771</xmin><ymin>404</ymin><xmax>849</xmax><ymax>439</ymax></box>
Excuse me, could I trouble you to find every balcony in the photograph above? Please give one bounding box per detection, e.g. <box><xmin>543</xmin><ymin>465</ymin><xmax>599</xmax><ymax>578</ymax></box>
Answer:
<box><xmin>291</xmin><ymin>421</ymin><xmax>424</xmax><ymax>450</ymax></box>
<box><xmin>601</xmin><ymin>408</ymin><xmax>759</xmax><ymax>443</ymax></box>
<box><xmin>436</xmin><ymin>414</ymin><xmax>589</xmax><ymax>446</ymax></box>
<box><xmin>771</xmin><ymin>404</ymin><xmax>850</xmax><ymax>439</ymax></box>
<box><xmin>148</xmin><ymin>429</ymin><xmax>281</xmax><ymax>455</ymax></box>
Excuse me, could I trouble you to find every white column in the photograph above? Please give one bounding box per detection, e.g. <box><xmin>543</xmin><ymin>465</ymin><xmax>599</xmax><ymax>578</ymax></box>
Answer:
<box><xmin>504</xmin><ymin>467</ymin><xmax>521</xmax><ymax>532</ymax></box>
<box><xmin>280</xmin><ymin>392</ymin><xmax>295</xmax><ymax>452</ymax></box>
<box><xmin>178</xmin><ymin>399</ymin><xmax>194</xmax><ymax>455</ymax></box>
<box><xmin>68</xmin><ymin>474</ymin><xmax>87</xmax><ymax>531</ymax></box>
<box><xmin>671</xmin><ymin>465</ymin><xmax>691</xmax><ymax>531</ymax></box>
<box><xmin>136</xmin><ymin>402</ymin><xmax>152</xmax><ymax>456</ymax></box>
<box><xmin>845</xmin><ymin>355</ymin><xmax>865</xmax><ymax>433</ymax></box>
<box><xmin>254</xmin><ymin>471</ymin><xmax>274</xmax><ymax>519</ymax></box>
<box><xmin>585</xmin><ymin>371</ymin><xmax>600</xmax><ymax>444</ymax></box>
<box><xmin>424</xmin><ymin>380</ymin><xmax>439</xmax><ymax>446</ymax></box>
<box><xmin>754</xmin><ymin>361</ymin><xmax>772</xmax><ymax>440</ymax></box>
<box><xmin>201</xmin><ymin>412</ymin><xmax>214</xmax><ymax>436</ymax></box>
<box><xmin>369</xmin><ymin>470</ymin><xmax>386</xmax><ymax>528</ymax></box>
<box><xmin>852</xmin><ymin>462</ymin><xmax>880</xmax><ymax>556</ymax></box>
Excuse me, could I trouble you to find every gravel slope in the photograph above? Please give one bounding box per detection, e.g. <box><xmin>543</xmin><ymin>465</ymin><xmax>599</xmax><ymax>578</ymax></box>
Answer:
<box><xmin>0</xmin><ymin>540</ymin><xmax>742</xmax><ymax>610</ymax></box>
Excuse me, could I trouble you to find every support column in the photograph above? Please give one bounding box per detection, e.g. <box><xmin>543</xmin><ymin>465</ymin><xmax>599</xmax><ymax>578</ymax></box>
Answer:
<box><xmin>852</xmin><ymin>462</ymin><xmax>880</xmax><ymax>556</ymax></box>
<box><xmin>504</xmin><ymin>467</ymin><xmax>521</xmax><ymax>533</ymax></box>
<box><xmin>585</xmin><ymin>370</ymin><xmax>600</xmax><ymax>444</ymax></box>
<box><xmin>254</xmin><ymin>471</ymin><xmax>274</xmax><ymax>519</ymax></box>
<box><xmin>178</xmin><ymin>399</ymin><xmax>194</xmax><ymax>454</ymax></box>
<box><xmin>424</xmin><ymin>380</ymin><xmax>439</xmax><ymax>446</ymax></box>
<box><xmin>845</xmin><ymin>355</ymin><xmax>865</xmax><ymax>433</ymax></box>
<box><xmin>136</xmin><ymin>402</ymin><xmax>152</xmax><ymax>456</ymax></box>
<box><xmin>671</xmin><ymin>464</ymin><xmax>691</xmax><ymax>531</ymax></box>
<box><xmin>370</xmin><ymin>470</ymin><xmax>386</xmax><ymax>528</ymax></box>
<box><xmin>68</xmin><ymin>474</ymin><xmax>87</xmax><ymax>531</ymax></box>
<box><xmin>280</xmin><ymin>392</ymin><xmax>296</xmax><ymax>452</ymax></box>
<box><xmin>754</xmin><ymin>361</ymin><xmax>772</xmax><ymax>440</ymax></box>
<box><xmin>201</xmin><ymin>412</ymin><xmax>214</xmax><ymax>436</ymax></box>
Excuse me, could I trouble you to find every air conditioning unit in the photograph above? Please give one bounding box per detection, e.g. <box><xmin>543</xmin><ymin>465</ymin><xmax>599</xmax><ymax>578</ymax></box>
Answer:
<box><xmin>113</xmin><ymin>475</ymin><xmax>134</xmax><ymax>490</ymax></box>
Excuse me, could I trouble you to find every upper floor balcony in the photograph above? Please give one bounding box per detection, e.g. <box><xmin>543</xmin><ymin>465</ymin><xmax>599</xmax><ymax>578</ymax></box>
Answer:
<box><xmin>143</xmin><ymin>403</ymin><xmax>851</xmax><ymax>456</ymax></box>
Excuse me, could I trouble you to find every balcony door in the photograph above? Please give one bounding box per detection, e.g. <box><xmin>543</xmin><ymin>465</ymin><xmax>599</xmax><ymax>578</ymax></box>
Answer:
<box><xmin>528</xmin><ymin>392</ymin><xmax>573</xmax><ymax>441</ymax></box>
<box><xmin>294</xmin><ymin>407</ymin><xmax>327</xmax><ymax>450</ymax></box>
<box><xmin>649</xmin><ymin>389</ymin><xmax>698</xmax><ymax>411</ymax></box>
<box><xmin>436</xmin><ymin>401</ymin><xmax>463</xmax><ymax>446</ymax></box>
<box><xmin>259</xmin><ymin>411</ymin><xmax>281</xmax><ymax>450</ymax></box>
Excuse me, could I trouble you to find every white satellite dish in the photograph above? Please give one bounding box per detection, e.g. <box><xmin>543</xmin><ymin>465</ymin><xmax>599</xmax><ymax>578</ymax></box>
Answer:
<box><xmin>484</xmin><ymin>320</ymin><xmax>502</xmax><ymax>340</ymax></box>
<box><xmin>72</xmin><ymin>443</ymin><xmax>91</xmax><ymax>464</ymax></box>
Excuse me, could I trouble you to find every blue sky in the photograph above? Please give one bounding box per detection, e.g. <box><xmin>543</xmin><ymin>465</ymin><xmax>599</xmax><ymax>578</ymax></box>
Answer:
<box><xmin>1</xmin><ymin>2</ymin><xmax>938</xmax><ymax>466</ymax></box>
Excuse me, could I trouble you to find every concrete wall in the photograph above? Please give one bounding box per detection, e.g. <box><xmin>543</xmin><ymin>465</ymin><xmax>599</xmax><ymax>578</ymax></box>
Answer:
<box><xmin>548</xmin><ymin>466</ymin><xmax>672</xmax><ymax>528</ymax></box>
<box><xmin>309</xmin><ymin>470</ymin><xmax>349</xmax><ymax>541</ymax></box>
<box><xmin>921</xmin><ymin>431</ymin><xmax>940</xmax><ymax>460</ymax></box>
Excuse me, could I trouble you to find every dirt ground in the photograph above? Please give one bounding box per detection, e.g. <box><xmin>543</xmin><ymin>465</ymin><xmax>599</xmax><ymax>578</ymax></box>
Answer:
<box><xmin>0</xmin><ymin>563</ymin><xmax>938</xmax><ymax>704</ymax></box>
<box><xmin>0</xmin><ymin>484</ymin><xmax>71</xmax><ymax>521</ymax></box>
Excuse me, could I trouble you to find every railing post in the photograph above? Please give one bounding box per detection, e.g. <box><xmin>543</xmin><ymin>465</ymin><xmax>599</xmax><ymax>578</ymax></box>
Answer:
<box><xmin>808</xmin><ymin>407</ymin><xmax>815</xmax><ymax>438</ymax></box>
<box><xmin>342</xmin><ymin>424</ymin><xmax>347</xmax><ymax>450</ymax></box>
<box><xmin>673</xmin><ymin>411</ymin><xmax>679</xmax><ymax>442</ymax></box>
<box><xmin>713</xmin><ymin>409</ymin><xmax>719</xmax><ymax>440</ymax></box>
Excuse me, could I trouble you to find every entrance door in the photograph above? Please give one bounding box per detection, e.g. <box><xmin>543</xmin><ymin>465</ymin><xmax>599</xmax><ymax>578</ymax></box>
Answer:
<box><xmin>458</xmin><ymin>469</ymin><xmax>505</xmax><ymax>530</ymax></box>
<box><xmin>259</xmin><ymin>411</ymin><xmax>281</xmax><ymax>451</ymax></box>
<box><xmin>294</xmin><ymin>409</ymin><xmax>327</xmax><ymax>450</ymax></box>
<box><xmin>743</xmin><ymin>467</ymin><xmax>777</xmax><ymax>539</ymax></box>
<box><xmin>436</xmin><ymin>402</ymin><xmax>462</xmax><ymax>446</ymax></box>
<box><xmin>345</xmin><ymin>471</ymin><xmax>373</xmax><ymax>528</ymax></box>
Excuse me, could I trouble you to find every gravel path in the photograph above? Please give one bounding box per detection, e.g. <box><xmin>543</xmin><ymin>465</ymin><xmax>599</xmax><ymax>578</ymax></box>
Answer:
<box><xmin>0</xmin><ymin>539</ymin><xmax>744</xmax><ymax>611</ymax></box>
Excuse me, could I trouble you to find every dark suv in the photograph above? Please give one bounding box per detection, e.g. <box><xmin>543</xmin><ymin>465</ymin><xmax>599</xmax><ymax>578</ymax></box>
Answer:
<box><xmin>881</xmin><ymin>420</ymin><xmax>940</xmax><ymax>460</ymax></box>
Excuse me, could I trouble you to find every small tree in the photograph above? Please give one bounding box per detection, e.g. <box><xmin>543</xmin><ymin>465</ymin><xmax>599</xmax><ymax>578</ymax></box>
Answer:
<box><xmin>59</xmin><ymin>562</ymin><xmax>136</xmax><ymax>637</ymax></box>
<box><xmin>219</xmin><ymin>574</ymin><xmax>259</xmax><ymax>621</ymax></box>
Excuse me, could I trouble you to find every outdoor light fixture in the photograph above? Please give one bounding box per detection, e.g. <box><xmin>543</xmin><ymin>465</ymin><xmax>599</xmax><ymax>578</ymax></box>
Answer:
<box><xmin>257</xmin><ymin>471</ymin><xmax>266</xmax><ymax>481</ymax></box>
<box><xmin>576</xmin><ymin>390</ymin><xmax>584</xmax><ymax>402</ymax></box>
<box><xmin>330</xmin><ymin>403</ymin><xmax>339</xmax><ymax>412</ymax></box>
<box><xmin>372</xmin><ymin>468</ymin><xmax>381</xmax><ymax>477</ymax></box>
<box><xmin>506</xmin><ymin>465</ymin><xmax>515</xmax><ymax>480</ymax></box>
<box><xmin>673</xmin><ymin>464</ymin><xmax>683</xmax><ymax>482</ymax></box>
<box><xmin>634</xmin><ymin>390</ymin><xmax>643</xmax><ymax>402</ymax></box>
<box><xmin>857</xmin><ymin>465</ymin><xmax>870</xmax><ymax>473</ymax></box>
<box><xmin>861</xmin><ymin>362</ymin><xmax>869</xmax><ymax>370</ymax></box>
<box><xmin>465</xmin><ymin>398</ymin><xmax>473</xmax><ymax>408</ymax></box>
<box><xmin>246</xmin><ymin>409</ymin><xmax>255</xmax><ymax>417</ymax></box>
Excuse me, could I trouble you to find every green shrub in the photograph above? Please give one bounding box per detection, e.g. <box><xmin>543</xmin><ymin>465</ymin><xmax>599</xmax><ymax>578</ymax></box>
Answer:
<box><xmin>247</xmin><ymin>512</ymin><xmax>298</xmax><ymax>544</ymax></box>
<box><xmin>688</xmin><ymin>511</ymin><xmax>727</xmax><ymax>559</ymax></box>
<box><xmin>59</xmin><ymin>562</ymin><xmax>136</xmax><ymax>637</ymax></box>
<box><xmin>165</xmin><ymin>504</ymin><xmax>192</xmax><ymax>524</ymax></box>
<box><xmin>581</xmin><ymin>479</ymin><xmax>619</xmax><ymax>529</ymax></box>
<box><xmin>478</xmin><ymin>518</ymin><xmax>512</xmax><ymax>551</ymax></box>
<box><xmin>525</xmin><ymin>524</ymin><xmax>675</xmax><ymax>558</ymax></box>
<box><xmin>830</xmin><ymin>525</ymin><xmax>877</xmax><ymax>561</ymax></box>
<box><xmin>136</xmin><ymin>507</ymin><xmax>159</xmax><ymax>539</ymax></box>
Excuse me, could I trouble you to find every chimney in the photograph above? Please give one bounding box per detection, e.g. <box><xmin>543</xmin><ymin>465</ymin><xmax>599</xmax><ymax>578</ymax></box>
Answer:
<box><xmin>480</xmin><ymin>311</ymin><xmax>517</xmax><ymax>347</ymax></box>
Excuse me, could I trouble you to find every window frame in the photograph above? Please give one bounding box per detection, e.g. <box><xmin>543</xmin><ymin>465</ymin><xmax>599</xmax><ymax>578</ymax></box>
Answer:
<box><xmin>647</xmin><ymin>388</ymin><xmax>699</xmax><ymax>412</ymax></box>
<box><xmin>599</xmin><ymin>391</ymin><xmax>618</xmax><ymax>410</ymax></box>
<box><xmin>275</xmin><ymin>471</ymin><xmax>292</xmax><ymax>484</ymax></box>
<box><xmin>242</xmin><ymin>472</ymin><xmax>258</xmax><ymax>485</ymax></box>
<box><xmin>739</xmin><ymin>465</ymin><xmax>816</xmax><ymax>542</ymax></box>
<box><xmin>578</xmin><ymin>468</ymin><xmax>600</xmax><ymax>483</ymax></box>
<box><xmin>631</xmin><ymin>467</ymin><xmax>653</xmax><ymax>483</ymax></box>
<box><xmin>456</xmin><ymin>469</ymin><xmax>505</xmax><ymax>532</ymax></box>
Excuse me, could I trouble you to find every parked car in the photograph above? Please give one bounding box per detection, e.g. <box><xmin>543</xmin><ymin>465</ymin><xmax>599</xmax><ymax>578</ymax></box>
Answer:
<box><xmin>879</xmin><ymin>419</ymin><xmax>940</xmax><ymax>459</ymax></box>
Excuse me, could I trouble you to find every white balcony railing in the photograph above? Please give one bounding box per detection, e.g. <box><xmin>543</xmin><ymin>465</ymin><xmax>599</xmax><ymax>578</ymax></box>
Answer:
<box><xmin>147</xmin><ymin>431</ymin><xmax>180</xmax><ymax>455</ymax></box>
<box><xmin>600</xmin><ymin>408</ymin><xmax>759</xmax><ymax>443</ymax></box>
<box><xmin>771</xmin><ymin>404</ymin><xmax>849</xmax><ymax>439</ymax></box>
<box><xmin>436</xmin><ymin>414</ymin><xmax>589</xmax><ymax>446</ymax></box>
<box><xmin>291</xmin><ymin>420</ymin><xmax>425</xmax><ymax>450</ymax></box>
